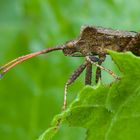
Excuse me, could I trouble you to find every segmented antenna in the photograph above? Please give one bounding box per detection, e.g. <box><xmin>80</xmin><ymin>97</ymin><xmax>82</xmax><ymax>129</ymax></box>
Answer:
<box><xmin>0</xmin><ymin>46</ymin><xmax>63</xmax><ymax>78</ymax></box>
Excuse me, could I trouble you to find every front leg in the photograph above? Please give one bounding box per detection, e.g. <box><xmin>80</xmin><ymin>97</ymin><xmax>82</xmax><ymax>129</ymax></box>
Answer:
<box><xmin>63</xmin><ymin>62</ymin><xmax>88</xmax><ymax>110</ymax></box>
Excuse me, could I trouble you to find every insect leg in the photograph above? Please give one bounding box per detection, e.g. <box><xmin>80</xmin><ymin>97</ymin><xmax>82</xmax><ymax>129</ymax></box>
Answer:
<box><xmin>63</xmin><ymin>62</ymin><xmax>88</xmax><ymax>110</ymax></box>
<box><xmin>85</xmin><ymin>62</ymin><xmax>92</xmax><ymax>85</ymax></box>
<box><xmin>95</xmin><ymin>54</ymin><xmax>106</xmax><ymax>83</ymax></box>
<box><xmin>86</xmin><ymin>56</ymin><xmax>120</xmax><ymax>80</ymax></box>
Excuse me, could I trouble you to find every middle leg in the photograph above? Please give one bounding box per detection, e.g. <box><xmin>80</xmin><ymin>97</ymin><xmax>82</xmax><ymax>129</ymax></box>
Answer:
<box><xmin>86</xmin><ymin>55</ymin><xmax>119</xmax><ymax>80</ymax></box>
<box><xmin>95</xmin><ymin>54</ymin><xmax>106</xmax><ymax>83</ymax></box>
<box><xmin>85</xmin><ymin>62</ymin><xmax>92</xmax><ymax>85</ymax></box>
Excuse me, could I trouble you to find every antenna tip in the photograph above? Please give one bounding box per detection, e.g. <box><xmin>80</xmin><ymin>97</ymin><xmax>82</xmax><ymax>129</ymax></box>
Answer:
<box><xmin>0</xmin><ymin>73</ymin><xmax>4</xmax><ymax>79</ymax></box>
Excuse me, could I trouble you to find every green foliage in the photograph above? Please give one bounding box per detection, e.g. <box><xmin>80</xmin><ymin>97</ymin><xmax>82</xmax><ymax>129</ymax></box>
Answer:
<box><xmin>1</xmin><ymin>0</ymin><xmax>140</xmax><ymax>140</ymax></box>
<box><xmin>39</xmin><ymin>51</ymin><xmax>140</xmax><ymax>140</ymax></box>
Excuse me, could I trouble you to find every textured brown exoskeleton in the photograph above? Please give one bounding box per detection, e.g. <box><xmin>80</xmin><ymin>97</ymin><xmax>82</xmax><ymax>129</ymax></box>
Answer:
<box><xmin>1</xmin><ymin>26</ymin><xmax>140</xmax><ymax>110</ymax></box>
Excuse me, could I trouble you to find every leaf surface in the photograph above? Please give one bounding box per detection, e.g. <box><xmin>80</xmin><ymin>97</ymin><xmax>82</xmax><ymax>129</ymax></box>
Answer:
<box><xmin>39</xmin><ymin>51</ymin><xmax>140</xmax><ymax>140</ymax></box>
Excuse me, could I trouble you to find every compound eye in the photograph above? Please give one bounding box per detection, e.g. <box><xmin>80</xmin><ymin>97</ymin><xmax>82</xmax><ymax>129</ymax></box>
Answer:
<box><xmin>62</xmin><ymin>40</ymin><xmax>78</xmax><ymax>56</ymax></box>
<box><xmin>67</xmin><ymin>41</ymin><xmax>75</xmax><ymax>48</ymax></box>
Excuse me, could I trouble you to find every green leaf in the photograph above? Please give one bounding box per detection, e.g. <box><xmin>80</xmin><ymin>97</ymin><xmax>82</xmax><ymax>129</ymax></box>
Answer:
<box><xmin>39</xmin><ymin>51</ymin><xmax>140</xmax><ymax>140</ymax></box>
<box><xmin>38</xmin><ymin>114</ymin><xmax>65</xmax><ymax>140</ymax></box>
<box><xmin>1</xmin><ymin>1</ymin><xmax>140</xmax><ymax>140</ymax></box>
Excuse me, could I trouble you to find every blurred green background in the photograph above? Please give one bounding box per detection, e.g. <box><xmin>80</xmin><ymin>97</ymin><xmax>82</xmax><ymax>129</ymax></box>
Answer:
<box><xmin>0</xmin><ymin>0</ymin><xmax>140</xmax><ymax>140</ymax></box>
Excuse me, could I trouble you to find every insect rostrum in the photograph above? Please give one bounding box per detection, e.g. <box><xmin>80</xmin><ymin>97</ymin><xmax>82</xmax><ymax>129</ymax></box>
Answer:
<box><xmin>1</xmin><ymin>26</ymin><xmax>140</xmax><ymax>110</ymax></box>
